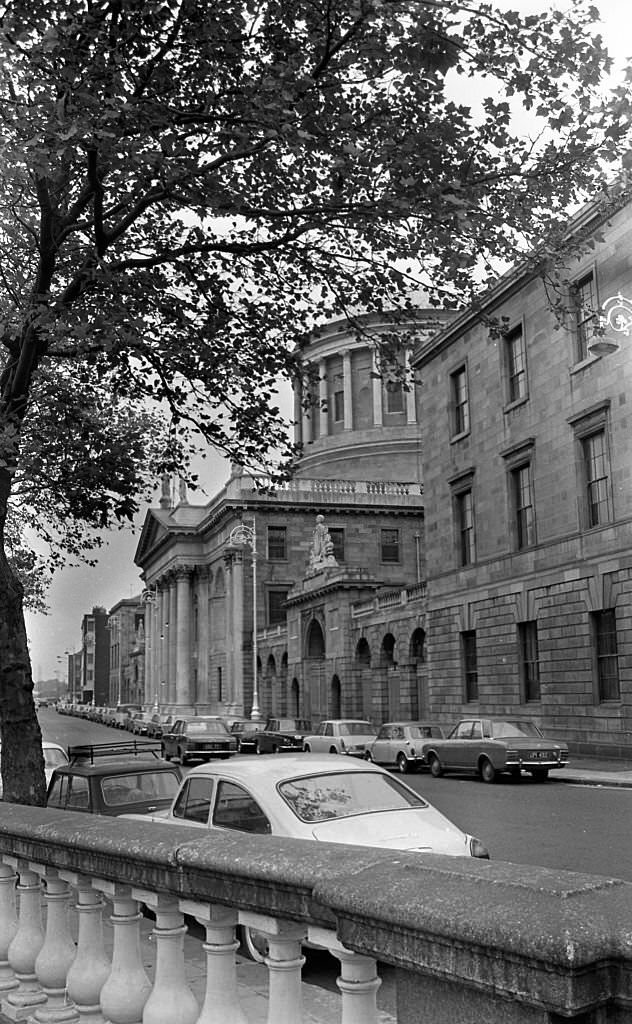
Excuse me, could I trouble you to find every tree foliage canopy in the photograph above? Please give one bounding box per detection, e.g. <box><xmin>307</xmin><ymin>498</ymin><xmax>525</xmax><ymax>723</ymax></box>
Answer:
<box><xmin>0</xmin><ymin>0</ymin><xmax>629</xmax><ymax>523</ymax></box>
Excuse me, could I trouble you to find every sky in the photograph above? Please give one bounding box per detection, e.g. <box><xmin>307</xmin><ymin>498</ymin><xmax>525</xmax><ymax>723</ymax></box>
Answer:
<box><xmin>26</xmin><ymin>0</ymin><xmax>632</xmax><ymax>683</ymax></box>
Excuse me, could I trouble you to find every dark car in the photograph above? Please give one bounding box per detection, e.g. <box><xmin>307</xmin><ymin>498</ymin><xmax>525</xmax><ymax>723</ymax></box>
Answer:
<box><xmin>46</xmin><ymin>741</ymin><xmax>182</xmax><ymax>816</ymax></box>
<box><xmin>239</xmin><ymin>718</ymin><xmax>311</xmax><ymax>755</ymax></box>
<box><xmin>226</xmin><ymin>717</ymin><xmax>264</xmax><ymax>752</ymax></box>
<box><xmin>161</xmin><ymin>716</ymin><xmax>238</xmax><ymax>765</ymax></box>
<box><xmin>147</xmin><ymin>712</ymin><xmax>174</xmax><ymax>740</ymax></box>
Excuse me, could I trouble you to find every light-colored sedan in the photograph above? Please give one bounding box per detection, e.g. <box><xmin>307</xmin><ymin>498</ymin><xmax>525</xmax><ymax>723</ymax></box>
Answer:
<box><xmin>124</xmin><ymin>754</ymin><xmax>489</xmax><ymax>859</ymax></box>
<box><xmin>302</xmin><ymin>719</ymin><xmax>377</xmax><ymax>757</ymax></box>
<box><xmin>366</xmin><ymin>721</ymin><xmax>446</xmax><ymax>774</ymax></box>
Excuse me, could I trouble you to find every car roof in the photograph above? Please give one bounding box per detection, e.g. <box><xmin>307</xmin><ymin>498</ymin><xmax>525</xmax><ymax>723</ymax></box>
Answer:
<box><xmin>187</xmin><ymin>753</ymin><xmax>384</xmax><ymax>784</ymax></box>
<box><xmin>381</xmin><ymin>720</ymin><xmax>441</xmax><ymax>727</ymax></box>
<box><xmin>321</xmin><ymin>718</ymin><xmax>373</xmax><ymax>724</ymax></box>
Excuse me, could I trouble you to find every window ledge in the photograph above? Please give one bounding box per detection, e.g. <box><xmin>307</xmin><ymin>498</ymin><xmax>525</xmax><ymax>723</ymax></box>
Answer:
<box><xmin>503</xmin><ymin>395</ymin><xmax>528</xmax><ymax>415</ymax></box>
<box><xmin>570</xmin><ymin>353</ymin><xmax>600</xmax><ymax>375</ymax></box>
<box><xmin>449</xmin><ymin>429</ymin><xmax>470</xmax><ymax>445</ymax></box>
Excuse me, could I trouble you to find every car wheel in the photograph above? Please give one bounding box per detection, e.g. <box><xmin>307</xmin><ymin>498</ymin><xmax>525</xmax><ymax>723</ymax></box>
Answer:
<box><xmin>480</xmin><ymin>758</ymin><xmax>496</xmax><ymax>784</ymax></box>
<box><xmin>239</xmin><ymin>926</ymin><xmax>268</xmax><ymax>964</ymax></box>
<box><xmin>396</xmin><ymin>753</ymin><xmax>410</xmax><ymax>774</ymax></box>
<box><xmin>329</xmin><ymin>746</ymin><xmax>338</xmax><ymax>755</ymax></box>
<box><xmin>271</xmin><ymin>744</ymin><xmax>279</xmax><ymax>754</ymax></box>
<box><xmin>303</xmin><ymin>744</ymin><xmax>311</xmax><ymax>753</ymax></box>
<box><xmin>254</xmin><ymin>740</ymin><xmax>262</xmax><ymax>755</ymax></box>
<box><xmin>429</xmin><ymin>754</ymin><xmax>443</xmax><ymax>778</ymax></box>
<box><xmin>530</xmin><ymin>768</ymin><xmax>549</xmax><ymax>782</ymax></box>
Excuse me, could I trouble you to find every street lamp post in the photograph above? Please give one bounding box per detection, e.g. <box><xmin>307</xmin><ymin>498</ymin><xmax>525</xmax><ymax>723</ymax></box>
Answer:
<box><xmin>228</xmin><ymin>517</ymin><xmax>261</xmax><ymax>722</ymax></box>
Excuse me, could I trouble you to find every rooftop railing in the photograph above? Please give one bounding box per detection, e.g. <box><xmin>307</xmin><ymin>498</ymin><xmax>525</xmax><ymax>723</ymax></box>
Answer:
<box><xmin>0</xmin><ymin>803</ymin><xmax>629</xmax><ymax>1023</ymax></box>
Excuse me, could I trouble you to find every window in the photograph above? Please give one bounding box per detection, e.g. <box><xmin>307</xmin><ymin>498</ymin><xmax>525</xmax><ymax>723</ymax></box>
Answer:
<box><xmin>450</xmin><ymin>365</ymin><xmax>470</xmax><ymax>437</ymax></box>
<box><xmin>593</xmin><ymin>610</ymin><xmax>620</xmax><ymax>702</ymax></box>
<box><xmin>519</xmin><ymin>621</ymin><xmax>540</xmax><ymax>702</ymax></box>
<box><xmin>583</xmin><ymin>430</ymin><xmax>611</xmax><ymax>527</ymax></box>
<box><xmin>512</xmin><ymin>463</ymin><xmax>535</xmax><ymax>549</ymax></box>
<box><xmin>267</xmin><ymin>589</ymin><xmax>288</xmax><ymax>626</ymax></box>
<box><xmin>333</xmin><ymin>389</ymin><xmax>345</xmax><ymax>422</ymax></box>
<box><xmin>572</xmin><ymin>271</ymin><xmax>597</xmax><ymax>362</ymax></box>
<box><xmin>455</xmin><ymin>489</ymin><xmax>475</xmax><ymax>566</ymax></box>
<box><xmin>213</xmin><ymin>781</ymin><xmax>271</xmax><ymax>834</ymax></box>
<box><xmin>380</xmin><ymin>528</ymin><xmax>400</xmax><ymax>563</ymax></box>
<box><xmin>384</xmin><ymin>381</ymin><xmax>405</xmax><ymax>414</ymax></box>
<box><xmin>505</xmin><ymin>325</ymin><xmax>527</xmax><ymax>403</ymax></box>
<box><xmin>462</xmin><ymin>631</ymin><xmax>478</xmax><ymax>701</ymax></box>
<box><xmin>172</xmin><ymin>776</ymin><xmax>214</xmax><ymax>823</ymax></box>
<box><xmin>267</xmin><ymin>525</ymin><xmax>287</xmax><ymax>560</ymax></box>
<box><xmin>217</xmin><ymin>666</ymin><xmax>223</xmax><ymax>702</ymax></box>
<box><xmin>328</xmin><ymin>527</ymin><xmax>345</xmax><ymax>562</ymax></box>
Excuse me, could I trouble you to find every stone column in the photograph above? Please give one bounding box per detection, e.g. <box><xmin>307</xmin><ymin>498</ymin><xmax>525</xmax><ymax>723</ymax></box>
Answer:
<box><xmin>168</xmin><ymin>576</ymin><xmax>177</xmax><ymax>705</ymax></box>
<box><xmin>181</xmin><ymin>902</ymin><xmax>247</xmax><ymax>1024</ymax></box>
<box><xmin>196</xmin><ymin>568</ymin><xmax>210</xmax><ymax>708</ymax></box>
<box><xmin>61</xmin><ymin>873</ymin><xmax>111</xmax><ymax>1024</ymax></box>
<box><xmin>371</xmin><ymin>350</ymin><xmax>383</xmax><ymax>426</ymax></box>
<box><xmin>158</xmin><ymin>582</ymin><xmax>167</xmax><ymax>704</ymax></box>
<box><xmin>2</xmin><ymin>863</ymin><xmax>46</xmax><ymax>1020</ymax></box>
<box><xmin>131</xmin><ymin>891</ymin><xmax>198</xmax><ymax>1024</ymax></box>
<box><xmin>229</xmin><ymin>551</ymin><xmax>245</xmax><ymax>716</ymax></box>
<box><xmin>175</xmin><ymin>569</ymin><xmax>192</xmax><ymax>709</ymax></box>
<box><xmin>223</xmin><ymin>551</ymin><xmax>235</xmax><ymax>713</ymax></box>
<box><xmin>32</xmin><ymin>869</ymin><xmax>79</xmax><ymax>1023</ymax></box>
<box><xmin>319</xmin><ymin>359</ymin><xmax>328</xmax><ymax>438</ymax></box>
<box><xmin>342</xmin><ymin>349</ymin><xmax>353</xmax><ymax>429</ymax></box>
<box><xmin>293</xmin><ymin>382</ymin><xmax>303</xmax><ymax>446</ymax></box>
<box><xmin>95</xmin><ymin>884</ymin><xmax>151</xmax><ymax>1024</ymax></box>
<box><xmin>144</xmin><ymin>598</ymin><xmax>154</xmax><ymax>707</ymax></box>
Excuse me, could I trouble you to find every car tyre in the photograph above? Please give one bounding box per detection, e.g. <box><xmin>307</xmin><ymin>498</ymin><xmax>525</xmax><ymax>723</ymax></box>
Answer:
<box><xmin>329</xmin><ymin>746</ymin><xmax>337</xmax><ymax>755</ymax></box>
<box><xmin>303</xmin><ymin>744</ymin><xmax>311</xmax><ymax>753</ymax></box>
<box><xmin>239</xmin><ymin>926</ymin><xmax>268</xmax><ymax>964</ymax></box>
<box><xmin>396</xmin><ymin>753</ymin><xmax>410</xmax><ymax>774</ymax></box>
<box><xmin>429</xmin><ymin>754</ymin><xmax>443</xmax><ymax>778</ymax></box>
<box><xmin>254</xmin><ymin>740</ymin><xmax>262</xmax><ymax>755</ymax></box>
<box><xmin>272</xmin><ymin>744</ymin><xmax>279</xmax><ymax>754</ymax></box>
<box><xmin>480</xmin><ymin>758</ymin><xmax>496</xmax><ymax>784</ymax></box>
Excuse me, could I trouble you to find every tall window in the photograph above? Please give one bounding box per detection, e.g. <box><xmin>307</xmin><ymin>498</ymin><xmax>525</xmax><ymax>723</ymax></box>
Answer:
<box><xmin>512</xmin><ymin>463</ymin><xmax>535</xmax><ymax>548</ymax></box>
<box><xmin>456</xmin><ymin>489</ymin><xmax>475</xmax><ymax>566</ymax></box>
<box><xmin>583</xmin><ymin>430</ymin><xmax>611</xmax><ymax>527</ymax></box>
<box><xmin>328</xmin><ymin>527</ymin><xmax>345</xmax><ymax>562</ymax></box>
<box><xmin>462</xmin><ymin>631</ymin><xmax>478</xmax><ymax>702</ymax></box>
<box><xmin>572</xmin><ymin>271</ymin><xmax>597</xmax><ymax>362</ymax></box>
<box><xmin>267</xmin><ymin>525</ymin><xmax>287</xmax><ymax>560</ymax></box>
<box><xmin>380</xmin><ymin>529</ymin><xmax>400</xmax><ymax>563</ymax></box>
<box><xmin>519</xmin><ymin>621</ymin><xmax>540</xmax><ymax>701</ymax></box>
<box><xmin>333</xmin><ymin>389</ymin><xmax>345</xmax><ymax>422</ymax></box>
<box><xmin>450</xmin><ymin>366</ymin><xmax>470</xmax><ymax>436</ymax></box>
<box><xmin>267</xmin><ymin>589</ymin><xmax>289</xmax><ymax>626</ymax></box>
<box><xmin>505</xmin><ymin>325</ymin><xmax>527</xmax><ymax>403</ymax></box>
<box><xmin>385</xmin><ymin>381</ymin><xmax>405</xmax><ymax>414</ymax></box>
<box><xmin>593</xmin><ymin>609</ymin><xmax>620</xmax><ymax>701</ymax></box>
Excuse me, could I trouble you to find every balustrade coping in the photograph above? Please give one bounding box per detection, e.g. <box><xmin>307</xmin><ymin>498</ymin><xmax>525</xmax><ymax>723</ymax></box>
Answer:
<box><xmin>0</xmin><ymin>804</ymin><xmax>630</xmax><ymax>1018</ymax></box>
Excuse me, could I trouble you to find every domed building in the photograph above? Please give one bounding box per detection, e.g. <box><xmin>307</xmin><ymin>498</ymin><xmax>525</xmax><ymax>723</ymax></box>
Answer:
<box><xmin>135</xmin><ymin>309</ymin><xmax>451</xmax><ymax>726</ymax></box>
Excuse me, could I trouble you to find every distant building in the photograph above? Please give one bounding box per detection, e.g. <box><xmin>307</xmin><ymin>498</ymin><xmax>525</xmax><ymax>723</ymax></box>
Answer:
<box><xmin>80</xmin><ymin>606</ymin><xmax>109</xmax><ymax>705</ymax></box>
<box><xmin>107</xmin><ymin>597</ymin><xmax>145</xmax><ymax>707</ymax></box>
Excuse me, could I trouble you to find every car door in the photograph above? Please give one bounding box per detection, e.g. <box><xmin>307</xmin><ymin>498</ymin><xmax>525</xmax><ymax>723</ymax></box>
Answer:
<box><xmin>371</xmin><ymin>725</ymin><xmax>392</xmax><ymax>764</ymax></box>
<box><xmin>447</xmin><ymin>721</ymin><xmax>475</xmax><ymax>769</ymax></box>
<box><xmin>163</xmin><ymin>720</ymin><xmax>183</xmax><ymax>759</ymax></box>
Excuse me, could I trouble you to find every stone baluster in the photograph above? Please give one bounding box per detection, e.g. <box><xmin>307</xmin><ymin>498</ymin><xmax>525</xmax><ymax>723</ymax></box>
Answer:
<box><xmin>0</xmin><ymin>861</ymin><xmax>18</xmax><ymax>995</ymax></box>
<box><xmin>180</xmin><ymin>901</ymin><xmax>246</xmax><ymax>1024</ymax></box>
<box><xmin>60</xmin><ymin>873</ymin><xmax>111</xmax><ymax>1024</ymax></box>
<box><xmin>310</xmin><ymin>927</ymin><xmax>381</xmax><ymax>1024</ymax></box>
<box><xmin>130</xmin><ymin>890</ymin><xmax>198</xmax><ymax>1024</ymax></box>
<box><xmin>239</xmin><ymin>912</ymin><xmax>306</xmax><ymax>1024</ymax></box>
<box><xmin>1</xmin><ymin>860</ymin><xmax>47</xmax><ymax>1021</ymax></box>
<box><xmin>92</xmin><ymin>883</ymin><xmax>151</xmax><ymax>1024</ymax></box>
<box><xmin>30</xmin><ymin>867</ymin><xmax>79</xmax><ymax>1023</ymax></box>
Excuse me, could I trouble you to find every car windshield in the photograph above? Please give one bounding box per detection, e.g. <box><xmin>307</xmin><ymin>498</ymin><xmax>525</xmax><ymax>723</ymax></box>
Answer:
<box><xmin>100</xmin><ymin>771</ymin><xmax>180</xmax><ymax>807</ymax></box>
<box><xmin>339</xmin><ymin>722</ymin><xmax>375</xmax><ymax>736</ymax></box>
<box><xmin>278</xmin><ymin>771</ymin><xmax>428</xmax><ymax>823</ymax></box>
<box><xmin>490</xmin><ymin>721</ymin><xmax>543</xmax><ymax>739</ymax></box>
<box><xmin>186</xmin><ymin>720</ymin><xmax>228</xmax><ymax>735</ymax></box>
<box><xmin>43</xmin><ymin>748</ymin><xmax>68</xmax><ymax>769</ymax></box>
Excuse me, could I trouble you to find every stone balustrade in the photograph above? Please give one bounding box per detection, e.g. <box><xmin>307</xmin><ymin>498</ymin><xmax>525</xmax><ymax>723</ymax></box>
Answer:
<box><xmin>0</xmin><ymin>804</ymin><xmax>629</xmax><ymax>1023</ymax></box>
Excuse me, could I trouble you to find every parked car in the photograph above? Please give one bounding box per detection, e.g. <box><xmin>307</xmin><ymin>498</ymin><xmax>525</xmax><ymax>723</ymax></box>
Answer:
<box><xmin>366</xmin><ymin>721</ymin><xmax>446</xmax><ymax>774</ymax></box>
<box><xmin>161</xmin><ymin>717</ymin><xmax>238</xmax><ymax>764</ymax></box>
<box><xmin>0</xmin><ymin>741</ymin><xmax>69</xmax><ymax>798</ymax></box>
<box><xmin>147</xmin><ymin>712</ymin><xmax>174</xmax><ymax>740</ymax></box>
<box><xmin>239</xmin><ymin>718</ymin><xmax>311</xmax><ymax>755</ymax></box>
<box><xmin>225</xmin><ymin>717</ymin><xmax>263</xmax><ymax>752</ymax></box>
<box><xmin>420</xmin><ymin>718</ymin><xmax>569</xmax><ymax>783</ymax></box>
<box><xmin>46</xmin><ymin>741</ymin><xmax>182</xmax><ymax>815</ymax></box>
<box><xmin>123</xmin><ymin>755</ymin><xmax>489</xmax><ymax>859</ymax></box>
<box><xmin>302</xmin><ymin>720</ymin><xmax>377</xmax><ymax>757</ymax></box>
<box><xmin>113</xmin><ymin>704</ymin><xmax>142</xmax><ymax>729</ymax></box>
<box><xmin>130</xmin><ymin>711</ymin><xmax>153</xmax><ymax>736</ymax></box>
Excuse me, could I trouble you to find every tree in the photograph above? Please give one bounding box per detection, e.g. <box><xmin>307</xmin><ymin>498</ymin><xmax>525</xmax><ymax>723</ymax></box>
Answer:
<box><xmin>0</xmin><ymin>0</ymin><xmax>628</xmax><ymax>803</ymax></box>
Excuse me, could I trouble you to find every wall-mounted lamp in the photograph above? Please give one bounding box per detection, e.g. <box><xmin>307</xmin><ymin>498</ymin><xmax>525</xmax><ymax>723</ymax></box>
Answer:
<box><xmin>589</xmin><ymin>293</ymin><xmax>632</xmax><ymax>357</ymax></box>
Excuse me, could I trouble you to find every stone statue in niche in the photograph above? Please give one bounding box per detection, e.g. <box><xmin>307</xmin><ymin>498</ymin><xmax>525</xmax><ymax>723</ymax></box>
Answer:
<box><xmin>306</xmin><ymin>515</ymin><xmax>338</xmax><ymax>576</ymax></box>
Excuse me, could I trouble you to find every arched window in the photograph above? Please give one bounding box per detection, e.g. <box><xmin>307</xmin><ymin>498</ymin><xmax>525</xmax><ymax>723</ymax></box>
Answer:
<box><xmin>410</xmin><ymin>628</ymin><xmax>426</xmax><ymax>663</ymax></box>
<box><xmin>306</xmin><ymin>620</ymin><xmax>325</xmax><ymax>659</ymax></box>
<box><xmin>290</xmin><ymin>678</ymin><xmax>300</xmax><ymax>717</ymax></box>
<box><xmin>355</xmin><ymin>637</ymin><xmax>371</xmax><ymax>667</ymax></box>
<box><xmin>329</xmin><ymin>675</ymin><xmax>341</xmax><ymax>718</ymax></box>
<box><xmin>381</xmin><ymin>633</ymin><xmax>396</xmax><ymax>666</ymax></box>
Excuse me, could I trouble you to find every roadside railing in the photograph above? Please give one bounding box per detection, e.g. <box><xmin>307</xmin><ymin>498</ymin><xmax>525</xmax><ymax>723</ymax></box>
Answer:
<box><xmin>0</xmin><ymin>803</ymin><xmax>630</xmax><ymax>1024</ymax></box>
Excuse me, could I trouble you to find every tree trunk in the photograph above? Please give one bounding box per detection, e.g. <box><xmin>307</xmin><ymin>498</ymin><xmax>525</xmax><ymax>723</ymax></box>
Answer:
<box><xmin>0</xmin><ymin>548</ymin><xmax>46</xmax><ymax>805</ymax></box>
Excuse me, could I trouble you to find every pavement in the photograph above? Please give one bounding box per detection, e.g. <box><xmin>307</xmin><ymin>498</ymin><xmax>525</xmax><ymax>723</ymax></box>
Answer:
<box><xmin>553</xmin><ymin>752</ymin><xmax>632</xmax><ymax>788</ymax></box>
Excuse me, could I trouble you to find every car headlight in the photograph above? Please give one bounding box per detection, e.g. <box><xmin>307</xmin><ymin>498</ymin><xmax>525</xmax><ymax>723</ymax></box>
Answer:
<box><xmin>469</xmin><ymin>837</ymin><xmax>490</xmax><ymax>859</ymax></box>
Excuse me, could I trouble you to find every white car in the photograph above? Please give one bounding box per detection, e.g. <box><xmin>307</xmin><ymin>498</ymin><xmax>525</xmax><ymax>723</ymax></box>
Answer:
<box><xmin>302</xmin><ymin>719</ymin><xmax>377</xmax><ymax>757</ymax></box>
<box><xmin>124</xmin><ymin>754</ymin><xmax>489</xmax><ymax>859</ymax></box>
<box><xmin>0</xmin><ymin>741</ymin><xmax>69</xmax><ymax>796</ymax></box>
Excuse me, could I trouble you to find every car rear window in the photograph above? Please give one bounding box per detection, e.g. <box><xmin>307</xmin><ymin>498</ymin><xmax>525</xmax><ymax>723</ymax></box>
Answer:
<box><xmin>100</xmin><ymin>771</ymin><xmax>180</xmax><ymax>807</ymax></box>
<box><xmin>186</xmin><ymin>720</ymin><xmax>228</xmax><ymax>735</ymax></box>
<box><xmin>278</xmin><ymin>771</ymin><xmax>428</xmax><ymax>823</ymax></box>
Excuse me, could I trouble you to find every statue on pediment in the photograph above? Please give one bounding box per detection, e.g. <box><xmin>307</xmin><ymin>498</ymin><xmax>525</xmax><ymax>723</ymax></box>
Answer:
<box><xmin>306</xmin><ymin>515</ymin><xmax>338</xmax><ymax>576</ymax></box>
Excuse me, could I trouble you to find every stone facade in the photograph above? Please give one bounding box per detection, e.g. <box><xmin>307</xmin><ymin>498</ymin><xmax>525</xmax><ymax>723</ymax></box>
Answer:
<box><xmin>413</xmin><ymin>192</ymin><xmax>632</xmax><ymax>756</ymax></box>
